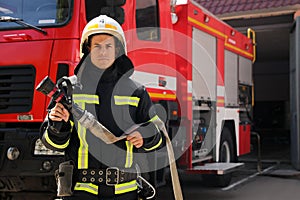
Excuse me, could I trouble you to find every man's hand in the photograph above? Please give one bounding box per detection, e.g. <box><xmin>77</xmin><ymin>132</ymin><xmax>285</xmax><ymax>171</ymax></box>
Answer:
<box><xmin>127</xmin><ymin>131</ymin><xmax>144</xmax><ymax>148</ymax></box>
<box><xmin>49</xmin><ymin>103</ymin><xmax>70</xmax><ymax>122</ymax></box>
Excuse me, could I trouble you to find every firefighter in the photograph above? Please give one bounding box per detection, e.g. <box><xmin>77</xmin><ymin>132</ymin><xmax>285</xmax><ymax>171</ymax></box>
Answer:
<box><xmin>40</xmin><ymin>15</ymin><xmax>162</xmax><ymax>200</ymax></box>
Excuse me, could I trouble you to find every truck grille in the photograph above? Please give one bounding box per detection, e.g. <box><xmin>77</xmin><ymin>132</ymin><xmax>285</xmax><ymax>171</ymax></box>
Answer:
<box><xmin>0</xmin><ymin>66</ymin><xmax>35</xmax><ymax>114</ymax></box>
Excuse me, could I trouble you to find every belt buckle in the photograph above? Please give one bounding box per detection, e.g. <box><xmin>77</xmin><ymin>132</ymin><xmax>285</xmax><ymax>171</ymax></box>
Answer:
<box><xmin>106</xmin><ymin>167</ymin><xmax>119</xmax><ymax>186</ymax></box>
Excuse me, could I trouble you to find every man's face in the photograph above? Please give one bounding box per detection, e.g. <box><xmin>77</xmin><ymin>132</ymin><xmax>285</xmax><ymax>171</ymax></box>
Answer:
<box><xmin>89</xmin><ymin>34</ymin><xmax>116</xmax><ymax>69</ymax></box>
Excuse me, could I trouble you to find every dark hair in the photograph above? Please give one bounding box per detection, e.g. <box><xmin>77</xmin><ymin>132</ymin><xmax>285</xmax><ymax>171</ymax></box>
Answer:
<box><xmin>82</xmin><ymin>33</ymin><xmax>125</xmax><ymax>58</ymax></box>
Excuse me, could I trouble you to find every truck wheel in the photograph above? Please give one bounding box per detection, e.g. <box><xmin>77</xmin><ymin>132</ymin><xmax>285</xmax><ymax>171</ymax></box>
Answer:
<box><xmin>202</xmin><ymin>127</ymin><xmax>234</xmax><ymax>187</ymax></box>
<box><xmin>217</xmin><ymin>127</ymin><xmax>234</xmax><ymax>186</ymax></box>
<box><xmin>219</xmin><ymin>127</ymin><xmax>234</xmax><ymax>163</ymax></box>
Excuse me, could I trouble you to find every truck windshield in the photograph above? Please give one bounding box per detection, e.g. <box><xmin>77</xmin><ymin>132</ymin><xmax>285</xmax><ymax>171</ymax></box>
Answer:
<box><xmin>0</xmin><ymin>0</ymin><xmax>71</xmax><ymax>29</ymax></box>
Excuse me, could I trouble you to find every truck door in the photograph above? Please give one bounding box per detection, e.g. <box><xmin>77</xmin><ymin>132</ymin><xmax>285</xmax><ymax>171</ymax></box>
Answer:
<box><xmin>129</xmin><ymin>0</ymin><xmax>177</xmax><ymax>101</ymax></box>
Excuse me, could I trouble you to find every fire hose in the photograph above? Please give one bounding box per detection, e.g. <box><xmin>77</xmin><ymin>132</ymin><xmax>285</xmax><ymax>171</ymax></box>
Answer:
<box><xmin>36</xmin><ymin>75</ymin><xmax>183</xmax><ymax>199</ymax></box>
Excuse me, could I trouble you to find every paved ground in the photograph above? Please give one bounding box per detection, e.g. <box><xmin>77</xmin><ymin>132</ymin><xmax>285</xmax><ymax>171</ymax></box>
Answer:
<box><xmin>156</xmin><ymin>131</ymin><xmax>300</xmax><ymax>200</ymax></box>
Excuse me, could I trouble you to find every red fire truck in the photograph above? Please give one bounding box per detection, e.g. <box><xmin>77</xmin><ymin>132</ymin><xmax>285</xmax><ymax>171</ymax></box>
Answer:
<box><xmin>0</xmin><ymin>0</ymin><xmax>255</xmax><ymax>199</ymax></box>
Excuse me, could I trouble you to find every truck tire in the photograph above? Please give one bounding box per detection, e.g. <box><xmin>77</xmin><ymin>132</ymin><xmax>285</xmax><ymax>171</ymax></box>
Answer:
<box><xmin>202</xmin><ymin>127</ymin><xmax>234</xmax><ymax>187</ymax></box>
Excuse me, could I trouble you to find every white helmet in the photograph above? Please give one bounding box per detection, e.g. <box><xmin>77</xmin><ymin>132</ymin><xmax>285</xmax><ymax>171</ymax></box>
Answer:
<box><xmin>80</xmin><ymin>15</ymin><xmax>126</xmax><ymax>58</ymax></box>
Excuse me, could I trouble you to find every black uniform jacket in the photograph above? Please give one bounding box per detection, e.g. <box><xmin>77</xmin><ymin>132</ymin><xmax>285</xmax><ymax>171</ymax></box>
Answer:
<box><xmin>40</xmin><ymin>54</ymin><xmax>162</xmax><ymax>171</ymax></box>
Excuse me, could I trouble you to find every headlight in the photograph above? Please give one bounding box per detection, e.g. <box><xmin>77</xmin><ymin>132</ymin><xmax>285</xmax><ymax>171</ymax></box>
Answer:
<box><xmin>34</xmin><ymin>139</ymin><xmax>64</xmax><ymax>156</ymax></box>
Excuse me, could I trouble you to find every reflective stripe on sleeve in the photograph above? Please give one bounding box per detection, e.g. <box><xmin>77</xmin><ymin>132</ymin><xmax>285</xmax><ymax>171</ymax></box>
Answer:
<box><xmin>143</xmin><ymin>115</ymin><xmax>163</xmax><ymax>151</ymax></box>
<box><xmin>143</xmin><ymin>136</ymin><xmax>162</xmax><ymax>151</ymax></box>
<box><xmin>148</xmin><ymin>115</ymin><xmax>159</xmax><ymax>123</ymax></box>
<box><xmin>114</xmin><ymin>96</ymin><xmax>140</xmax><ymax>107</ymax></box>
<box><xmin>149</xmin><ymin>115</ymin><xmax>161</xmax><ymax>133</ymax></box>
<box><xmin>44</xmin><ymin>130</ymin><xmax>69</xmax><ymax>149</ymax></box>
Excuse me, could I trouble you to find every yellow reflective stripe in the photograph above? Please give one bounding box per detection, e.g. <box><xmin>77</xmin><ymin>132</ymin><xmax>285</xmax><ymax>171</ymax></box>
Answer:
<box><xmin>78</xmin><ymin>118</ymin><xmax>89</xmax><ymax>169</ymax></box>
<box><xmin>87</xmin><ymin>24</ymin><xmax>99</xmax><ymax>30</ymax></box>
<box><xmin>143</xmin><ymin>136</ymin><xmax>162</xmax><ymax>151</ymax></box>
<box><xmin>74</xmin><ymin>180</ymin><xmax>137</xmax><ymax>195</ymax></box>
<box><xmin>75</xmin><ymin>101</ymin><xmax>89</xmax><ymax>169</ymax></box>
<box><xmin>44</xmin><ymin>130</ymin><xmax>69</xmax><ymax>149</ymax></box>
<box><xmin>115</xmin><ymin>180</ymin><xmax>138</xmax><ymax>194</ymax></box>
<box><xmin>73</xmin><ymin>95</ymin><xmax>99</xmax><ymax>169</ymax></box>
<box><xmin>148</xmin><ymin>115</ymin><xmax>159</xmax><ymax>122</ymax></box>
<box><xmin>125</xmin><ymin>141</ymin><xmax>133</xmax><ymax>168</ymax></box>
<box><xmin>105</xmin><ymin>23</ymin><xmax>117</xmax><ymax>30</ymax></box>
<box><xmin>148</xmin><ymin>115</ymin><xmax>162</xmax><ymax>132</ymax></box>
<box><xmin>73</xmin><ymin>94</ymin><xmax>99</xmax><ymax>104</ymax></box>
<box><xmin>114</xmin><ymin>96</ymin><xmax>140</xmax><ymax>107</ymax></box>
<box><xmin>70</xmin><ymin>120</ymin><xmax>74</xmax><ymax>132</ymax></box>
<box><xmin>74</xmin><ymin>182</ymin><xmax>98</xmax><ymax>195</ymax></box>
<box><xmin>144</xmin><ymin>115</ymin><xmax>162</xmax><ymax>151</ymax></box>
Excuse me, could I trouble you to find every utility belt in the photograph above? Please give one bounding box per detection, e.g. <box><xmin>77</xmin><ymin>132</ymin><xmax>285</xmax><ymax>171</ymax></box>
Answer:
<box><xmin>76</xmin><ymin>167</ymin><xmax>137</xmax><ymax>186</ymax></box>
<box><xmin>55</xmin><ymin>161</ymin><xmax>138</xmax><ymax>197</ymax></box>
